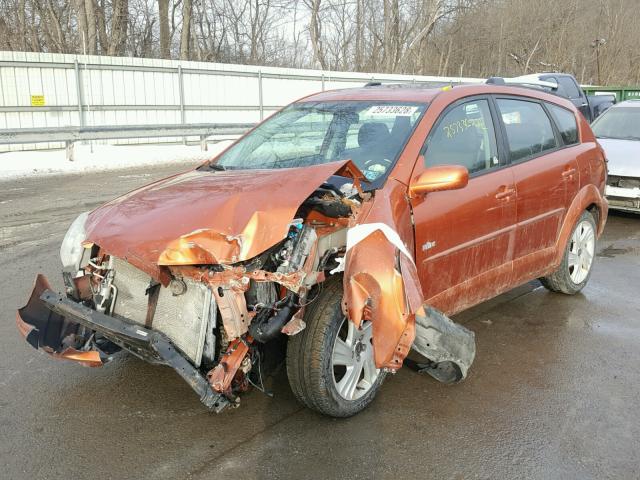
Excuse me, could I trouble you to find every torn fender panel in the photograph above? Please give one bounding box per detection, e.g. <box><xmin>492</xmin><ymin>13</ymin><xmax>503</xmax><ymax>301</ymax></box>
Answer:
<box><xmin>343</xmin><ymin>180</ymin><xmax>423</xmax><ymax>370</ymax></box>
<box><xmin>48</xmin><ymin>348</ymin><xmax>104</xmax><ymax>368</ymax></box>
<box><xmin>342</xmin><ymin>178</ymin><xmax>476</xmax><ymax>376</ymax></box>
<box><xmin>412</xmin><ymin>306</ymin><xmax>476</xmax><ymax>383</ymax></box>
<box><xmin>84</xmin><ymin>160</ymin><xmax>363</xmax><ymax>281</ymax></box>
<box><xmin>18</xmin><ymin>274</ymin><xmax>75</xmax><ymax>351</ymax></box>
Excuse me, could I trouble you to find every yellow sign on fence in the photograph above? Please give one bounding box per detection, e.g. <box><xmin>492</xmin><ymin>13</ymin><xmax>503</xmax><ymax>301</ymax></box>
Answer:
<box><xmin>30</xmin><ymin>95</ymin><xmax>45</xmax><ymax>107</ymax></box>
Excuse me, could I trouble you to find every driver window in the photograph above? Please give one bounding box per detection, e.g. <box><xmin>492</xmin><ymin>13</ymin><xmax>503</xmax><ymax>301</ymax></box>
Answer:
<box><xmin>424</xmin><ymin>99</ymin><xmax>499</xmax><ymax>174</ymax></box>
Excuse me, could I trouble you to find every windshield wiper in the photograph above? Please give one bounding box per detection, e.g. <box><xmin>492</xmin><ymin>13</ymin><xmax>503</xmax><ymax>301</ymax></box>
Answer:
<box><xmin>204</xmin><ymin>162</ymin><xmax>226</xmax><ymax>171</ymax></box>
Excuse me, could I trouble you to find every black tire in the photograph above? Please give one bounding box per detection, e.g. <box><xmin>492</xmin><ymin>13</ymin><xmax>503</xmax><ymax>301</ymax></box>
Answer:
<box><xmin>286</xmin><ymin>276</ymin><xmax>386</xmax><ymax>417</ymax></box>
<box><xmin>540</xmin><ymin>210</ymin><xmax>597</xmax><ymax>295</ymax></box>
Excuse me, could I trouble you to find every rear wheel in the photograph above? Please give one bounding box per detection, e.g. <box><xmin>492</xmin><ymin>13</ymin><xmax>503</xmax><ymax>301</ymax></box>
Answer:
<box><xmin>286</xmin><ymin>276</ymin><xmax>385</xmax><ymax>417</ymax></box>
<box><xmin>540</xmin><ymin>211</ymin><xmax>597</xmax><ymax>294</ymax></box>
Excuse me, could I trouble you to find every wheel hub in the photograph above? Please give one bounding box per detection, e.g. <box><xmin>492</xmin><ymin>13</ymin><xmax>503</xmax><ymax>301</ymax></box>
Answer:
<box><xmin>331</xmin><ymin>319</ymin><xmax>379</xmax><ymax>401</ymax></box>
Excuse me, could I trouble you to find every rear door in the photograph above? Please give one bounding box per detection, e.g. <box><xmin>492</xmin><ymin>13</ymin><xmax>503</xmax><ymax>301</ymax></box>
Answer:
<box><xmin>411</xmin><ymin>96</ymin><xmax>517</xmax><ymax>315</ymax></box>
<box><xmin>494</xmin><ymin>96</ymin><xmax>579</xmax><ymax>277</ymax></box>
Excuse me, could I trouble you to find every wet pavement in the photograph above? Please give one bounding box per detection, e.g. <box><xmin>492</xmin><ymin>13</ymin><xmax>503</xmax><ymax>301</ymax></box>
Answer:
<box><xmin>1</xmin><ymin>165</ymin><xmax>639</xmax><ymax>479</ymax></box>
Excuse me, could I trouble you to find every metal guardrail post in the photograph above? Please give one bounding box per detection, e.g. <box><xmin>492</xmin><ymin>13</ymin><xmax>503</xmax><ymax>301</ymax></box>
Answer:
<box><xmin>178</xmin><ymin>65</ymin><xmax>186</xmax><ymax>145</ymax></box>
<box><xmin>74</xmin><ymin>60</ymin><xmax>84</xmax><ymax>127</ymax></box>
<box><xmin>258</xmin><ymin>70</ymin><xmax>264</xmax><ymax>121</ymax></box>
<box><xmin>70</xmin><ymin>60</ymin><xmax>86</xmax><ymax>160</ymax></box>
<box><xmin>65</xmin><ymin>140</ymin><xmax>74</xmax><ymax>161</ymax></box>
<box><xmin>321</xmin><ymin>73</ymin><xmax>325</xmax><ymax>91</ymax></box>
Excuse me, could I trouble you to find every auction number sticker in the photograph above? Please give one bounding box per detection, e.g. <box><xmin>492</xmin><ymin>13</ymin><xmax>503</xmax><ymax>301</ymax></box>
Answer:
<box><xmin>367</xmin><ymin>105</ymin><xmax>418</xmax><ymax>116</ymax></box>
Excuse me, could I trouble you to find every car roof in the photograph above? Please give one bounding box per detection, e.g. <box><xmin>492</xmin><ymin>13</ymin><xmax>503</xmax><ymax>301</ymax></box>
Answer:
<box><xmin>298</xmin><ymin>84</ymin><xmax>445</xmax><ymax>103</ymax></box>
<box><xmin>610</xmin><ymin>99</ymin><xmax>640</xmax><ymax>108</ymax></box>
<box><xmin>297</xmin><ymin>83</ymin><xmax>575</xmax><ymax>109</ymax></box>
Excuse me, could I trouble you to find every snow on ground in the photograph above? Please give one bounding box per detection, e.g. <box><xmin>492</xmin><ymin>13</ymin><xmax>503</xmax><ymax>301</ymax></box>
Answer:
<box><xmin>0</xmin><ymin>141</ymin><xmax>233</xmax><ymax>181</ymax></box>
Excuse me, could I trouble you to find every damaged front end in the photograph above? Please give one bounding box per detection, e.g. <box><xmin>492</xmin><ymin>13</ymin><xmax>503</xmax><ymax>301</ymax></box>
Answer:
<box><xmin>17</xmin><ymin>160</ymin><xmax>476</xmax><ymax>412</ymax></box>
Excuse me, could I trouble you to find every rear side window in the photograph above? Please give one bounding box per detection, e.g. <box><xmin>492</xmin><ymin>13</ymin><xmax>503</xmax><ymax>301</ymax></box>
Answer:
<box><xmin>544</xmin><ymin>76</ymin><xmax>581</xmax><ymax>100</ymax></box>
<box><xmin>424</xmin><ymin>99</ymin><xmax>499</xmax><ymax>174</ymax></box>
<box><xmin>496</xmin><ymin>99</ymin><xmax>558</xmax><ymax>162</ymax></box>
<box><xmin>557</xmin><ymin>77</ymin><xmax>581</xmax><ymax>99</ymax></box>
<box><xmin>547</xmin><ymin>104</ymin><xmax>579</xmax><ymax>145</ymax></box>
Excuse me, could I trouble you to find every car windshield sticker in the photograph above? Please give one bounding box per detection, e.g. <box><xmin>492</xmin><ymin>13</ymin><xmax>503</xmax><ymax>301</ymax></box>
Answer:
<box><xmin>366</xmin><ymin>105</ymin><xmax>419</xmax><ymax>116</ymax></box>
<box><xmin>502</xmin><ymin>111</ymin><xmax>521</xmax><ymax>124</ymax></box>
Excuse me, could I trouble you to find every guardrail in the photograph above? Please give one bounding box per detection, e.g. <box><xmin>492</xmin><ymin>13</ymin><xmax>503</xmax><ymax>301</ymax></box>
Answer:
<box><xmin>0</xmin><ymin>123</ymin><xmax>255</xmax><ymax>160</ymax></box>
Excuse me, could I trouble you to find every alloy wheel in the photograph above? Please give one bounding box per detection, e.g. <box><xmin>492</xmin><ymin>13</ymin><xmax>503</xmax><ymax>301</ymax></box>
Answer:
<box><xmin>568</xmin><ymin>219</ymin><xmax>596</xmax><ymax>284</ymax></box>
<box><xmin>331</xmin><ymin>318</ymin><xmax>379</xmax><ymax>401</ymax></box>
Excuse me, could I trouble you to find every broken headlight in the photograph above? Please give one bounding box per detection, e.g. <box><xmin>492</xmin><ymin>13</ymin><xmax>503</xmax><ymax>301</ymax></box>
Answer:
<box><xmin>60</xmin><ymin>211</ymin><xmax>89</xmax><ymax>271</ymax></box>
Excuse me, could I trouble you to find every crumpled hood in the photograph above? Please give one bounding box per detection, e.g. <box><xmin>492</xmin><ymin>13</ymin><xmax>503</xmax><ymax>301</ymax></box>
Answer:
<box><xmin>85</xmin><ymin>160</ymin><xmax>361</xmax><ymax>280</ymax></box>
<box><xmin>598</xmin><ymin>138</ymin><xmax>640</xmax><ymax>177</ymax></box>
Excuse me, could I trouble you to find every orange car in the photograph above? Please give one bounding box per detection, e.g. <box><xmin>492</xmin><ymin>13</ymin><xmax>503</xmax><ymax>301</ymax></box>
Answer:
<box><xmin>17</xmin><ymin>83</ymin><xmax>608</xmax><ymax>417</ymax></box>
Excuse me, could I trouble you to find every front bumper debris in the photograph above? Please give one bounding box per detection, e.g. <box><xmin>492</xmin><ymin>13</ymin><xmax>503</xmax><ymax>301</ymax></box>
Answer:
<box><xmin>409</xmin><ymin>306</ymin><xmax>476</xmax><ymax>383</ymax></box>
<box><xmin>17</xmin><ymin>274</ymin><xmax>229</xmax><ymax>412</ymax></box>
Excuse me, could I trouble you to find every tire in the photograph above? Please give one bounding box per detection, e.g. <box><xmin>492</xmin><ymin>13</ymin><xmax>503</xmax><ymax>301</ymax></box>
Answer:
<box><xmin>540</xmin><ymin>210</ymin><xmax>597</xmax><ymax>295</ymax></box>
<box><xmin>286</xmin><ymin>276</ymin><xmax>386</xmax><ymax>417</ymax></box>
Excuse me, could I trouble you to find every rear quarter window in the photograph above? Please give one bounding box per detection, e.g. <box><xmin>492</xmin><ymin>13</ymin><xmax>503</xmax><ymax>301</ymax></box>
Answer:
<box><xmin>547</xmin><ymin>103</ymin><xmax>579</xmax><ymax>145</ymax></box>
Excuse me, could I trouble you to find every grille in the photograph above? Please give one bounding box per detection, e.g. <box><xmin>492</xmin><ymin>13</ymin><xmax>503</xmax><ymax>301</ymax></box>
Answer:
<box><xmin>111</xmin><ymin>258</ymin><xmax>212</xmax><ymax>366</ymax></box>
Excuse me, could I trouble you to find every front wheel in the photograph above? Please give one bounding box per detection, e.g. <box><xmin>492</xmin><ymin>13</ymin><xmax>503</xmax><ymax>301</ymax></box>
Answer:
<box><xmin>286</xmin><ymin>277</ymin><xmax>385</xmax><ymax>417</ymax></box>
<box><xmin>540</xmin><ymin>211</ymin><xmax>597</xmax><ymax>294</ymax></box>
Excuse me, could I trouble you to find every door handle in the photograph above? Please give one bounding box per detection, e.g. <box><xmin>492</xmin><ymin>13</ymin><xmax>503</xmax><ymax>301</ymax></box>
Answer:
<box><xmin>562</xmin><ymin>167</ymin><xmax>577</xmax><ymax>179</ymax></box>
<box><xmin>495</xmin><ymin>186</ymin><xmax>516</xmax><ymax>200</ymax></box>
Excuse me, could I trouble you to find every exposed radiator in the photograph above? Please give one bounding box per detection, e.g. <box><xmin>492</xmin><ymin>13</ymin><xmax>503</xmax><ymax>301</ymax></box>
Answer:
<box><xmin>110</xmin><ymin>258</ymin><xmax>213</xmax><ymax>366</ymax></box>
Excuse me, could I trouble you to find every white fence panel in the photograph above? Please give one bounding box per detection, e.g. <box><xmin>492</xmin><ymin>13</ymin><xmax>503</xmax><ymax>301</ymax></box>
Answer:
<box><xmin>0</xmin><ymin>50</ymin><xmax>483</xmax><ymax>152</ymax></box>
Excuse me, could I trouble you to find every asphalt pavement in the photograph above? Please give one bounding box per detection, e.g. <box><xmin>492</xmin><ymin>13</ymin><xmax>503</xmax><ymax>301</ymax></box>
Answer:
<box><xmin>1</xmin><ymin>164</ymin><xmax>639</xmax><ymax>479</ymax></box>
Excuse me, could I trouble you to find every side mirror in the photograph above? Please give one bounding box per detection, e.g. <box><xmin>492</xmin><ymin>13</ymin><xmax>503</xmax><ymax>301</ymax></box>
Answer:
<box><xmin>409</xmin><ymin>163</ymin><xmax>469</xmax><ymax>197</ymax></box>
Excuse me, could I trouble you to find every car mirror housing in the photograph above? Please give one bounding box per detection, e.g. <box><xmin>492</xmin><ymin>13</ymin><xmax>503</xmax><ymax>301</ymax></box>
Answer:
<box><xmin>409</xmin><ymin>163</ymin><xmax>469</xmax><ymax>197</ymax></box>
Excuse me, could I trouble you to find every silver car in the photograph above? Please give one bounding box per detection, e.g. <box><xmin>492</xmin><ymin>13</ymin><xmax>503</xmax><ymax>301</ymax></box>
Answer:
<box><xmin>591</xmin><ymin>100</ymin><xmax>640</xmax><ymax>213</ymax></box>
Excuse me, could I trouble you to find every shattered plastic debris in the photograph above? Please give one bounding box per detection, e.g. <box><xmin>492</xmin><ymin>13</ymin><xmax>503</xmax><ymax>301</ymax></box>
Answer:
<box><xmin>411</xmin><ymin>305</ymin><xmax>477</xmax><ymax>383</ymax></box>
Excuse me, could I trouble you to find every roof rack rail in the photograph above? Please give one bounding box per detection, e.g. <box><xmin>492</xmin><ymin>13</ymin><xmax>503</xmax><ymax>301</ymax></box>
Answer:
<box><xmin>484</xmin><ymin>76</ymin><xmax>559</xmax><ymax>93</ymax></box>
<box><xmin>486</xmin><ymin>77</ymin><xmax>506</xmax><ymax>85</ymax></box>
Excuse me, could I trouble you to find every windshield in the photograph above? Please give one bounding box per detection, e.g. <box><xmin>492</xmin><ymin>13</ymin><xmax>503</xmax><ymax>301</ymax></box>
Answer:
<box><xmin>210</xmin><ymin>100</ymin><xmax>428</xmax><ymax>188</ymax></box>
<box><xmin>591</xmin><ymin>107</ymin><xmax>640</xmax><ymax>140</ymax></box>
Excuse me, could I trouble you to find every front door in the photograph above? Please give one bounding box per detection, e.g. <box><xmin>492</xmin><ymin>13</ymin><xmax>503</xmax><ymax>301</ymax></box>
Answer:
<box><xmin>411</xmin><ymin>97</ymin><xmax>517</xmax><ymax>316</ymax></box>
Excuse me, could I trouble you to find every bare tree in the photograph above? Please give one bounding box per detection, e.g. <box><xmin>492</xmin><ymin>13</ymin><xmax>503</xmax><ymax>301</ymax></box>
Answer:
<box><xmin>306</xmin><ymin>0</ymin><xmax>327</xmax><ymax>69</ymax></box>
<box><xmin>108</xmin><ymin>0</ymin><xmax>129</xmax><ymax>55</ymax></box>
<box><xmin>180</xmin><ymin>0</ymin><xmax>191</xmax><ymax>59</ymax></box>
<box><xmin>84</xmin><ymin>0</ymin><xmax>98</xmax><ymax>53</ymax></box>
<box><xmin>158</xmin><ymin>0</ymin><xmax>170</xmax><ymax>58</ymax></box>
<box><xmin>74</xmin><ymin>0</ymin><xmax>88</xmax><ymax>51</ymax></box>
<box><xmin>1</xmin><ymin>0</ymin><xmax>639</xmax><ymax>85</ymax></box>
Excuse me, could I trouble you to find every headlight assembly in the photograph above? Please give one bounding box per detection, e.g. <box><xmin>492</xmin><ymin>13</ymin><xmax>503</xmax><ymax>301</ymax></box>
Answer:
<box><xmin>60</xmin><ymin>211</ymin><xmax>89</xmax><ymax>271</ymax></box>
